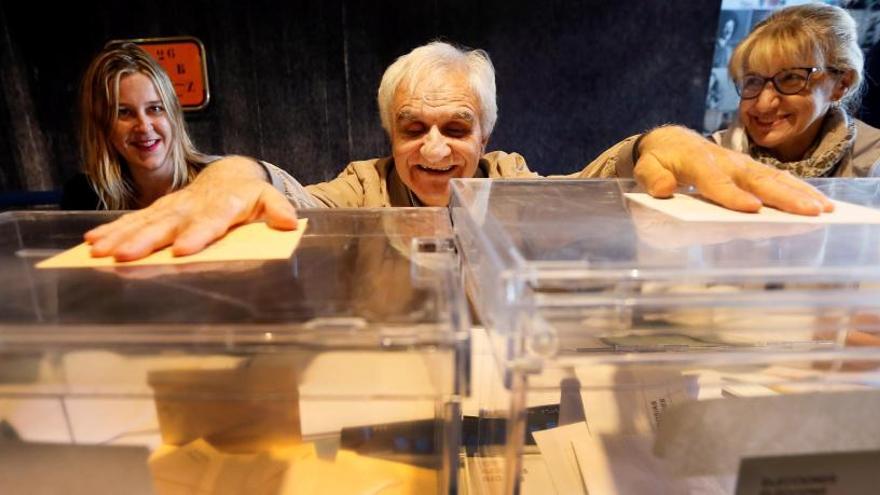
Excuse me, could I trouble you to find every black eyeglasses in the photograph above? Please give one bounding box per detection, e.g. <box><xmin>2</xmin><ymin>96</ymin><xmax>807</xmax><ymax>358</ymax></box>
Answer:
<box><xmin>736</xmin><ymin>67</ymin><xmax>827</xmax><ymax>99</ymax></box>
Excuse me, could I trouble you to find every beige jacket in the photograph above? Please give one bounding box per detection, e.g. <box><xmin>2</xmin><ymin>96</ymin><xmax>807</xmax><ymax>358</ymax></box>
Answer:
<box><xmin>265</xmin><ymin>145</ymin><xmax>637</xmax><ymax>208</ymax></box>
<box><xmin>306</xmin><ymin>151</ymin><xmax>536</xmax><ymax>207</ymax></box>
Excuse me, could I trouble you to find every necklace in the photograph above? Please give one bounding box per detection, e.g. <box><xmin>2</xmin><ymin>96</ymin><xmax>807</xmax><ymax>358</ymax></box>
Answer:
<box><xmin>406</xmin><ymin>187</ymin><xmax>421</xmax><ymax>207</ymax></box>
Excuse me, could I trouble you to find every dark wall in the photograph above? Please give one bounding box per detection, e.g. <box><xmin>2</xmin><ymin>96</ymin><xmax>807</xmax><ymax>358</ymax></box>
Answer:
<box><xmin>0</xmin><ymin>0</ymin><xmax>720</xmax><ymax>193</ymax></box>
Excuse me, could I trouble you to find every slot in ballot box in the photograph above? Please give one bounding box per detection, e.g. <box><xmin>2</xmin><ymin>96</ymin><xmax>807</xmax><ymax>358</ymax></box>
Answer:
<box><xmin>0</xmin><ymin>208</ymin><xmax>468</xmax><ymax>495</ymax></box>
<box><xmin>451</xmin><ymin>178</ymin><xmax>880</xmax><ymax>495</ymax></box>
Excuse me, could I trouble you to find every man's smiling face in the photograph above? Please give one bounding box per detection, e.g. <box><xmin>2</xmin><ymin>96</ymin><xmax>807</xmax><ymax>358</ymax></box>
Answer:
<box><xmin>390</xmin><ymin>70</ymin><xmax>487</xmax><ymax>206</ymax></box>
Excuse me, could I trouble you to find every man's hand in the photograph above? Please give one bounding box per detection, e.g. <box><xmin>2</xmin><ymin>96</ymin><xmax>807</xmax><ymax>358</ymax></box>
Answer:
<box><xmin>85</xmin><ymin>156</ymin><xmax>298</xmax><ymax>261</ymax></box>
<box><xmin>634</xmin><ymin>126</ymin><xmax>834</xmax><ymax>215</ymax></box>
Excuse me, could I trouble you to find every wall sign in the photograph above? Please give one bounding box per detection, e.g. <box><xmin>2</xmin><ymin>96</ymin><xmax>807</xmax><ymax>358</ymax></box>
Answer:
<box><xmin>111</xmin><ymin>36</ymin><xmax>210</xmax><ymax>111</ymax></box>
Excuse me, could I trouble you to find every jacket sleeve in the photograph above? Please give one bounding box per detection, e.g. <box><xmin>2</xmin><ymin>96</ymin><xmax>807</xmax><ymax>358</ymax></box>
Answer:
<box><xmin>305</xmin><ymin>162</ymin><xmax>374</xmax><ymax>208</ymax></box>
<box><xmin>562</xmin><ymin>135</ymin><xmax>640</xmax><ymax>179</ymax></box>
<box><xmin>257</xmin><ymin>160</ymin><xmax>325</xmax><ymax>208</ymax></box>
<box><xmin>851</xmin><ymin>120</ymin><xmax>880</xmax><ymax>177</ymax></box>
<box><xmin>482</xmin><ymin>150</ymin><xmax>540</xmax><ymax>178</ymax></box>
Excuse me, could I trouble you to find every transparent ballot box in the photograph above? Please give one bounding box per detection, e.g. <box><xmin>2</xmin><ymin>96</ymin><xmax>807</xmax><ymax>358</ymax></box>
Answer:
<box><xmin>0</xmin><ymin>209</ymin><xmax>468</xmax><ymax>495</ymax></box>
<box><xmin>451</xmin><ymin>178</ymin><xmax>880</xmax><ymax>495</ymax></box>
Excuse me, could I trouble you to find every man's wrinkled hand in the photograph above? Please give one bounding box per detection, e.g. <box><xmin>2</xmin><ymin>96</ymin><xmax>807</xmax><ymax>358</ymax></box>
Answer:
<box><xmin>634</xmin><ymin>126</ymin><xmax>834</xmax><ymax>216</ymax></box>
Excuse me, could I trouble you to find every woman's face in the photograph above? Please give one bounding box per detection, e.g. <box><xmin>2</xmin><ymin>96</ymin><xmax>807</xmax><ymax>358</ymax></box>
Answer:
<box><xmin>738</xmin><ymin>59</ymin><xmax>846</xmax><ymax>161</ymax></box>
<box><xmin>110</xmin><ymin>72</ymin><xmax>173</xmax><ymax>178</ymax></box>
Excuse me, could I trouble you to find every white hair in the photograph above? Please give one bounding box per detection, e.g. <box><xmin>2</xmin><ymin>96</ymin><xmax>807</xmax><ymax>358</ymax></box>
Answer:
<box><xmin>377</xmin><ymin>41</ymin><xmax>498</xmax><ymax>138</ymax></box>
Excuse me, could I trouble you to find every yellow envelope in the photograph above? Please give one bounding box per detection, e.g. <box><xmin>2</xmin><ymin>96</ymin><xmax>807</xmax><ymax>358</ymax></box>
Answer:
<box><xmin>149</xmin><ymin>439</ymin><xmax>316</xmax><ymax>495</ymax></box>
<box><xmin>36</xmin><ymin>219</ymin><xmax>308</xmax><ymax>269</ymax></box>
<box><xmin>281</xmin><ymin>449</ymin><xmax>438</xmax><ymax>494</ymax></box>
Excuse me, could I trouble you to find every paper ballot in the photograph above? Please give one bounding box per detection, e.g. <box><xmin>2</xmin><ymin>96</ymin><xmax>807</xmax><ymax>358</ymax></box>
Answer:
<box><xmin>36</xmin><ymin>220</ymin><xmax>308</xmax><ymax>269</ymax></box>
<box><xmin>149</xmin><ymin>440</ymin><xmax>437</xmax><ymax>495</ymax></box>
<box><xmin>533</xmin><ymin>424</ymin><xmax>589</xmax><ymax>495</ymax></box>
<box><xmin>530</xmin><ymin>366</ymin><xmax>700</xmax><ymax>494</ymax></box>
<box><xmin>624</xmin><ymin>193</ymin><xmax>880</xmax><ymax>224</ymax></box>
<box><xmin>533</xmin><ymin>422</ymin><xmax>695</xmax><ymax>495</ymax></box>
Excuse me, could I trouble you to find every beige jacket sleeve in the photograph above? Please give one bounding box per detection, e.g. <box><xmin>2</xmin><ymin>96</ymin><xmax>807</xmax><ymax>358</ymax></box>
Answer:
<box><xmin>482</xmin><ymin>150</ymin><xmax>540</xmax><ymax>178</ymax></box>
<box><xmin>305</xmin><ymin>158</ymin><xmax>393</xmax><ymax>208</ymax></box>
<box><xmin>563</xmin><ymin>135</ymin><xmax>640</xmax><ymax>179</ymax></box>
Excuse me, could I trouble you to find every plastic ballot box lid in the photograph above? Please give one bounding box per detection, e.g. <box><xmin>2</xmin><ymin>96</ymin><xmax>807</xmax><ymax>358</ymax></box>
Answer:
<box><xmin>450</xmin><ymin>178</ymin><xmax>880</xmax><ymax>365</ymax></box>
<box><xmin>0</xmin><ymin>208</ymin><xmax>466</xmax><ymax>348</ymax></box>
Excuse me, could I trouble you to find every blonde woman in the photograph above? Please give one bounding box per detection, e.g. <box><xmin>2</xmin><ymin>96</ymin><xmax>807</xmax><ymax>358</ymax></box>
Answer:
<box><xmin>716</xmin><ymin>4</ymin><xmax>880</xmax><ymax>177</ymax></box>
<box><xmin>62</xmin><ymin>42</ymin><xmax>214</xmax><ymax>210</ymax></box>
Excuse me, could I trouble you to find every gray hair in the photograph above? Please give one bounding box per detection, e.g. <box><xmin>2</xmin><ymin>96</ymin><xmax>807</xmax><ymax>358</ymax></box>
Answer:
<box><xmin>377</xmin><ymin>41</ymin><xmax>498</xmax><ymax>138</ymax></box>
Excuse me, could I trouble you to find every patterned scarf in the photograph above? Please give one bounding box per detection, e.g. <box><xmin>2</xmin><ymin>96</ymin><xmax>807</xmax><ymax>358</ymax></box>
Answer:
<box><xmin>722</xmin><ymin>107</ymin><xmax>856</xmax><ymax>178</ymax></box>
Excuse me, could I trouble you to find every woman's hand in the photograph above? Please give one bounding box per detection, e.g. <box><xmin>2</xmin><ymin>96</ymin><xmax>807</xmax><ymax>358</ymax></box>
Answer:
<box><xmin>84</xmin><ymin>156</ymin><xmax>298</xmax><ymax>261</ymax></box>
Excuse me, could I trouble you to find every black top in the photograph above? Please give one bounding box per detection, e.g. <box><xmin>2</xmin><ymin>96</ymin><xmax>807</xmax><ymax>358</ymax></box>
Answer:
<box><xmin>60</xmin><ymin>174</ymin><xmax>101</xmax><ymax>210</ymax></box>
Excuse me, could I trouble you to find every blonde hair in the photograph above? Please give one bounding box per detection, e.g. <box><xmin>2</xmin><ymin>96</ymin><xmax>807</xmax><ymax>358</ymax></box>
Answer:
<box><xmin>377</xmin><ymin>41</ymin><xmax>497</xmax><ymax>138</ymax></box>
<box><xmin>79</xmin><ymin>42</ymin><xmax>210</xmax><ymax>209</ymax></box>
<box><xmin>729</xmin><ymin>4</ymin><xmax>863</xmax><ymax>111</ymax></box>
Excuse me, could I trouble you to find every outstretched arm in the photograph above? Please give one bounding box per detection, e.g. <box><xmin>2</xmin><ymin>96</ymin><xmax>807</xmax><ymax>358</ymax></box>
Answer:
<box><xmin>85</xmin><ymin>156</ymin><xmax>299</xmax><ymax>261</ymax></box>
<box><xmin>634</xmin><ymin>126</ymin><xmax>834</xmax><ymax>215</ymax></box>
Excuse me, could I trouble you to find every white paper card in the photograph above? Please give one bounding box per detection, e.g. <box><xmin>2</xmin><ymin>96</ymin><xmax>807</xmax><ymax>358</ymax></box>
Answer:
<box><xmin>534</xmin><ymin>421</ymin><xmax>691</xmax><ymax>495</ymax></box>
<box><xmin>624</xmin><ymin>193</ymin><xmax>880</xmax><ymax>224</ymax></box>
<box><xmin>533</xmin><ymin>423</ymin><xmax>588</xmax><ymax>495</ymax></box>
<box><xmin>572</xmin><ymin>431</ymin><xmax>689</xmax><ymax>495</ymax></box>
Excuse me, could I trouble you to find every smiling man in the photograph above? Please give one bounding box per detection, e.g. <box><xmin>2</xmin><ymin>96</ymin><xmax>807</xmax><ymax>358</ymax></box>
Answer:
<box><xmin>296</xmin><ymin>42</ymin><xmax>536</xmax><ymax>208</ymax></box>
<box><xmin>85</xmin><ymin>41</ymin><xmax>832</xmax><ymax>261</ymax></box>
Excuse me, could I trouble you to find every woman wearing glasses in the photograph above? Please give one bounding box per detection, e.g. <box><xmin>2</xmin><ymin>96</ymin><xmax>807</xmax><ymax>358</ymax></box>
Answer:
<box><xmin>715</xmin><ymin>4</ymin><xmax>880</xmax><ymax>177</ymax></box>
